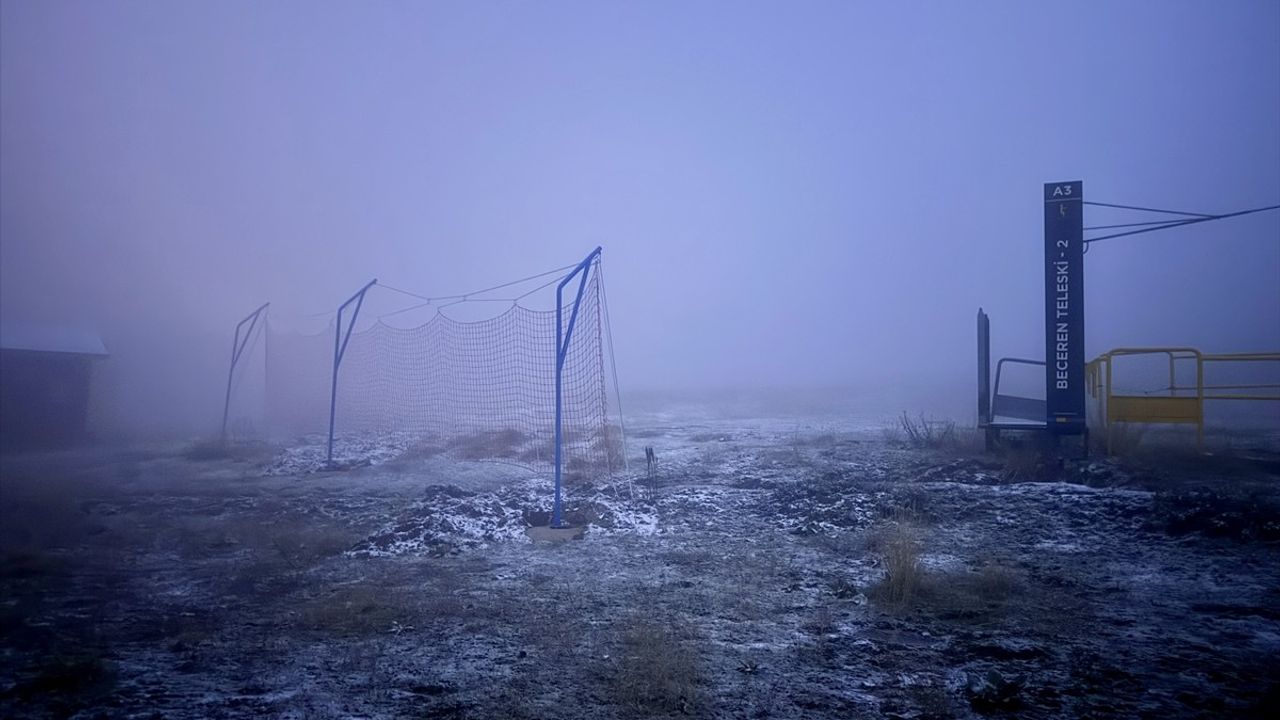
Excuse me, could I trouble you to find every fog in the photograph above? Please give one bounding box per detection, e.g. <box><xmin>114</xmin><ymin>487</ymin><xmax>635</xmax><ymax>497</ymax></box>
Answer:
<box><xmin>2</xmin><ymin>1</ymin><xmax>1278</xmax><ymax>438</ymax></box>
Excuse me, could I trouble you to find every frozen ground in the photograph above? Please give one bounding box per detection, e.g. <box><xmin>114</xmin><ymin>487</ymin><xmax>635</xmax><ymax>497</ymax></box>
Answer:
<box><xmin>2</xmin><ymin>412</ymin><xmax>1279</xmax><ymax>718</ymax></box>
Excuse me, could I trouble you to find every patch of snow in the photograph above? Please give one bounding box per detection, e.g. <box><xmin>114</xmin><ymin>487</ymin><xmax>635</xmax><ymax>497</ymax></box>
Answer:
<box><xmin>262</xmin><ymin>432</ymin><xmax>418</xmax><ymax>475</ymax></box>
<box><xmin>350</xmin><ymin>478</ymin><xmax>665</xmax><ymax>556</ymax></box>
<box><xmin>919</xmin><ymin>552</ymin><xmax>967</xmax><ymax>572</ymax></box>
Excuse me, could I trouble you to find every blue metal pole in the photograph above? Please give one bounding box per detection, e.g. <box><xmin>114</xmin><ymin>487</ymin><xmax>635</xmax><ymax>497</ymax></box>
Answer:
<box><xmin>221</xmin><ymin>302</ymin><xmax>269</xmax><ymax>443</ymax></box>
<box><xmin>328</xmin><ymin>313</ymin><xmax>341</xmax><ymax>465</ymax></box>
<box><xmin>552</xmin><ymin>247</ymin><xmax>602</xmax><ymax>527</ymax></box>
<box><xmin>554</xmin><ymin>291</ymin><xmax>563</xmax><ymax>527</ymax></box>
<box><xmin>327</xmin><ymin>279</ymin><xmax>377</xmax><ymax>465</ymax></box>
<box><xmin>222</xmin><ymin>331</ymin><xmax>242</xmax><ymax>443</ymax></box>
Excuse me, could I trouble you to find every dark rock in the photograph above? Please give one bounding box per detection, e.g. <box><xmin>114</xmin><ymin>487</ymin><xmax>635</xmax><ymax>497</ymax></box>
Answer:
<box><xmin>966</xmin><ymin>669</ymin><xmax>1024</xmax><ymax>712</ymax></box>
<box><xmin>968</xmin><ymin>637</ymin><xmax>1047</xmax><ymax>661</ymax></box>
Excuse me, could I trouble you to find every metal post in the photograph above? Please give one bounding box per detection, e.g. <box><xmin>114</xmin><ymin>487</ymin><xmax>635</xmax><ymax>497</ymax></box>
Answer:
<box><xmin>1195</xmin><ymin>355</ymin><xmax>1204</xmax><ymax>452</ymax></box>
<box><xmin>553</xmin><ymin>247</ymin><xmax>603</xmax><ymax>528</ymax></box>
<box><xmin>327</xmin><ymin>279</ymin><xmax>377</xmax><ymax>465</ymax></box>
<box><xmin>1105</xmin><ymin>355</ymin><xmax>1113</xmax><ymax>455</ymax></box>
<box><xmin>221</xmin><ymin>303</ymin><xmax>270</xmax><ymax>444</ymax></box>
<box><xmin>977</xmin><ymin>308</ymin><xmax>991</xmax><ymax>427</ymax></box>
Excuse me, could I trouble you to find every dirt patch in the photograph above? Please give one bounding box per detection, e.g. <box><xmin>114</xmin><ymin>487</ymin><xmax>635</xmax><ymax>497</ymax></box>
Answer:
<box><xmin>1150</xmin><ymin>489</ymin><xmax>1280</xmax><ymax>541</ymax></box>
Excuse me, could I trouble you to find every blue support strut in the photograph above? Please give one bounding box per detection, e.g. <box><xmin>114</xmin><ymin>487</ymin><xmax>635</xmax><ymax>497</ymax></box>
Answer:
<box><xmin>553</xmin><ymin>247</ymin><xmax>603</xmax><ymax>528</ymax></box>
<box><xmin>221</xmin><ymin>302</ymin><xmax>270</xmax><ymax>444</ymax></box>
<box><xmin>327</xmin><ymin>279</ymin><xmax>378</xmax><ymax>466</ymax></box>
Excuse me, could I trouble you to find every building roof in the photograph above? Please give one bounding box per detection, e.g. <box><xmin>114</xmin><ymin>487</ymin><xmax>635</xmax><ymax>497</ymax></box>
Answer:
<box><xmin>0</xmin><ymin>323</ymin><xmax>109</xmax><ymax>356</ymax></box>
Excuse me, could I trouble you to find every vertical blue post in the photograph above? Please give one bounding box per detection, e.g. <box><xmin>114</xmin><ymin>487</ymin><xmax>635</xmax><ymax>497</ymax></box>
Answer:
<box><xmin>553</xmin><ymin>247</ymin><xmax>602</xmax><ymax>527</ymax></box>
<box><xmin>327</xmin><ymin>279</ymin><xmax>377</xmax><ymax>465</ymax></box>
<box><xmin>221</xmin><ymin>302</ymin><xmax>269</xmax><ymax>443</ymax></box>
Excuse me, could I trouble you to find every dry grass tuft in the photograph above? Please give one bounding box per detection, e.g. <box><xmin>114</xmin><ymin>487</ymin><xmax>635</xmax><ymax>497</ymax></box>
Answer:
<box><xmin>899</xmin><ymin>412</ymin><xmax>957</xmax><ymax>449</ymax></box>
<box><xmin>869</xmin><ymin>520</ymin><xmax>923</xmax><ymax>610</ymax></box>
<box><xmin>613</xmin><ymin>614</ymin><xmax>702</xmax><ymax>715</ymax></box>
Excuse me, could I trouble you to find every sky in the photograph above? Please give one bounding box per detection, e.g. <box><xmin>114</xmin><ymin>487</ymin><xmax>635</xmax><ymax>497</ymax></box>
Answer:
<box><xmin>2</xmin><ymin>1</ymin><xmax>1278</xmax><ymax>436</ymax></box>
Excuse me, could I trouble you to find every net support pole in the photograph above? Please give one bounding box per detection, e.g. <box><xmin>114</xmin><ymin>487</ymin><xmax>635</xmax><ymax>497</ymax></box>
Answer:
<box><xmin>221</xmin><ymin>302</ymin><xmax>270</xmax><ymax>444</ymax></box>
<box><xmin>553</xmin><ymin>247</ymin><xmax>602</xmax><ymax>528</ymax></box>
<box><xmin>327</xmin><ymin>279</ymin><xmax>377</xmax><ymax>465</ymax></box>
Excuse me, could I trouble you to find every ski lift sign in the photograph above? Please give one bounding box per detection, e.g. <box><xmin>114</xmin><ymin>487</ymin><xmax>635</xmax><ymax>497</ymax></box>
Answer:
<box><xmin>1044</xmin><ymin>181</ymin><xmax>1085</xmax><ymax>434</ymax></box>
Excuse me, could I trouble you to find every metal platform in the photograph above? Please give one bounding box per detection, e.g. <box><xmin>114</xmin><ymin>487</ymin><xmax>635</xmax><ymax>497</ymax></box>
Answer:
<box><xmin>978</xmin><ymin>309</ymin><xmax>1050</xmax><ymax>449</ymax></box>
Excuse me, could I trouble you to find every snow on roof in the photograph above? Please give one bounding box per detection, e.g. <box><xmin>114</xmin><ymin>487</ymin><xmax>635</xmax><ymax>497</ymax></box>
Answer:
<box><xmin>0</xmin><ymin>323</ymin><xmax>108</xmax><ymax>356</ymax></box>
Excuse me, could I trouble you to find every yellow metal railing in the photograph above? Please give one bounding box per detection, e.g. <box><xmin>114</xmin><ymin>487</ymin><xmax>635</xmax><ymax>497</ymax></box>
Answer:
<box><xmin>1086</xmin><ymin>348</ymin><xmax>1280</xmax><ymax>453</ymax></box>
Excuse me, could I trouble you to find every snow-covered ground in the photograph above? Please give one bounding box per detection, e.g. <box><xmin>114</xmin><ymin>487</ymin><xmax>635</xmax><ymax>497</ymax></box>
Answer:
<box><xmin>2</xmin><ymin>413</ymin><xmax>1278</xmax><ymax>718</ymax></box>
